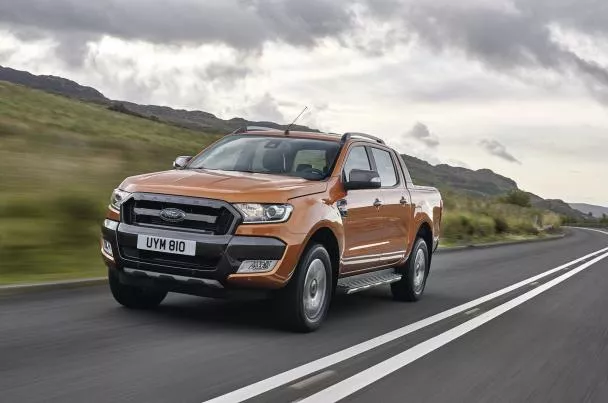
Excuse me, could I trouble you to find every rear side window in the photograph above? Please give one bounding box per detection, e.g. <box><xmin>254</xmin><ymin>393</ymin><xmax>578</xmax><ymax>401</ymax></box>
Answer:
<box><xmin>371</xmin><ymin>148</ymin><xmax>398</xmax><ymax>187</ymax></box>
<box><xmin>343</xmin><ymin>146</ymin><xmax>371</xmax><ymax>180</ymax></box>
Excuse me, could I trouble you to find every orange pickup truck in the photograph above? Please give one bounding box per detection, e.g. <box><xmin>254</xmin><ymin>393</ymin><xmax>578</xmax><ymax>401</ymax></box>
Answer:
<box><xmin>101</xmin><ymin>128</ymin><xmax>442</xmax><ymax>331</ymax></box>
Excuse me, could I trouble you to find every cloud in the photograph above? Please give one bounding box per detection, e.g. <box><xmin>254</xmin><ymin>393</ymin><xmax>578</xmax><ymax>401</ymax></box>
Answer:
<box><xmin>407</xmin><ymin>122</ymin><xmax>440</xmax><ymax>148</ymax></box>
<box><xmin>249</xmin><ymin>93</ymin><xmax>285</xmax><ymax>123</ymax></box>
<box><xmin>0</xmin><ymin>0</ymin><xmax>355</xmax><ymax>60</ymax></box>
<box><xmin>479</xmin><ymin>139</ymin><xmax>521</xmax><ymax>164</ymax></box>
<box><xmin>3</xmin><ymin>0</ymin><xmax>608</xmax><ymax>103</ymax></box>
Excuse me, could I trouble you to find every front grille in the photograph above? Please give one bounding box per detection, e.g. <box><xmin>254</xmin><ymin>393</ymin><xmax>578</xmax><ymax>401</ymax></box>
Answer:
<box><xmin>122</xmin><ymin>193</ymin><xmax>239</xmax><ymax>235</ymax></box>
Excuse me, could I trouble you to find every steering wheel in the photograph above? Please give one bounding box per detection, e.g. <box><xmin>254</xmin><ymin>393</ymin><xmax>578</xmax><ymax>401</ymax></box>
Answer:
<box><xmin>306</xmin><ymin>167</ymin><xmax>324</xmax><ymax>176</ymax></box>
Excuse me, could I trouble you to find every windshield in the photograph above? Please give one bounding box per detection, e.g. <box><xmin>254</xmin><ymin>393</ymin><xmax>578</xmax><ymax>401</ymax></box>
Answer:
<box><xmin>187</xmin><ymin>135</ymin><xmax>341</xmax><ymax>181</ymax></box>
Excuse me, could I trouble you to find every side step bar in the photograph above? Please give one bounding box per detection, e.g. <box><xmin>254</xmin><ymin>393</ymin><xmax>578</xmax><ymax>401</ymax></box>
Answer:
<box><xmin>337</xmin><ymin>268</ymin><xmax>402</xmax><ymax>294</ymax></box>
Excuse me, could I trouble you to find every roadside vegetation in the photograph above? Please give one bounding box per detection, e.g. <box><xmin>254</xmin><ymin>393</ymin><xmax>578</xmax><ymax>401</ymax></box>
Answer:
<box><xmin>439</xmin><ymin>190</ymin><xmax>561</xmax><ymax>247</ymax></box>
<box><xmin>0</xmin><ymin>82</ymin><xmax>219</xmax><ymax>284</ymax></box>
<box><xmin>0</xmin><ymin>81</ymin><xmax>562</xmax><ymax>284</ymax></box>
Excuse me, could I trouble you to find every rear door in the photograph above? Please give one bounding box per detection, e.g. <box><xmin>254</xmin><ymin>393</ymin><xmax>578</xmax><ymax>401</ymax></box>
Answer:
<box><xmin>369</xmin><ymin>147</ymin><xmax>410</xmax><ymax>262</ymax></box>
<box><xmin>340</xmin><ymin>145</ymin><xmax>389</xmax><ymax>273</ymax></box>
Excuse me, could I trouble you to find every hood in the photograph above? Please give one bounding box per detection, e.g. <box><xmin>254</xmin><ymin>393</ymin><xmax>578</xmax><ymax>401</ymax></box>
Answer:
<box><xmin>120</xmin><ymin>169</ymin><xmax>328</xmax><ymax>203</ymax></box>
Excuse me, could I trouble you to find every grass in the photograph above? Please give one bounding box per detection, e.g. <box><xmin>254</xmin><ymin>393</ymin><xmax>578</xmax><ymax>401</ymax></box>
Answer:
<box><xmin>0</xmin><ymin>81</ymin><xmax>220</xmax><ymax>285</ymax></box>
<box><xmin>0</xmin><ymin>81</ymin><xmax>562</xmax><ymax>285</ymax></box>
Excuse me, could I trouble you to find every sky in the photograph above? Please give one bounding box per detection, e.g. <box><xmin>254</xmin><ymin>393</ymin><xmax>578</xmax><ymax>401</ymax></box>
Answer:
<box><xmin>0</xmin><ymin>0</ymin><xmax>606</xmax><ymax>205</ymax></box>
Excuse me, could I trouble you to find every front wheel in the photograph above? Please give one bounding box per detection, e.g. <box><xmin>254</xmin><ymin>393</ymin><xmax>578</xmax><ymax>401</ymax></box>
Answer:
<box><xmin>275</xmin><ymin>244</ymin><xmax>333</xmax><ymax>332</ymax></box>
<box><xmin>108</xmin><ymin>269</ymin><xmax>168</xmax><ymax>309</ymax></box>
<box><xmin>391</xmin><ymin>238</ymin><xmax>429</xmax><ymax>301</ymax></box>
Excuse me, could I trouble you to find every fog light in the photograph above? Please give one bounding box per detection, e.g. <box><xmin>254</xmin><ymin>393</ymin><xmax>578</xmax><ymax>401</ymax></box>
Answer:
<box><xmin>237</xmin><ymin>260</ymin><xmax>278</xmax><ymax>274</ymax></box>
<box><xmin>103</xmin><ymin>219</ymin><xmax>119</xmax><ymax>230</ymax></box>
<box><xmin>102</xmin><ymin>239</ymin><xmax>114</xmax><ymax>257</ymax></box>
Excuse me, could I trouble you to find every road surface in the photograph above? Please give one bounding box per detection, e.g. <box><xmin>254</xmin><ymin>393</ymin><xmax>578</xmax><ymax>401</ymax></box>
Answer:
<box><xmin>1</xmin><ymin>228</ymin><xmax>607</xmax><ymax>403</ymax></box>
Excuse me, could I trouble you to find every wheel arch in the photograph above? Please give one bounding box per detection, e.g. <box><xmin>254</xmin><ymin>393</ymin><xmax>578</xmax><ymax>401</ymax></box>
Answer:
<box><xmin>305</xmin><ymin>226</ymin><xmax>341</xmax><ymax>289</ymax></box>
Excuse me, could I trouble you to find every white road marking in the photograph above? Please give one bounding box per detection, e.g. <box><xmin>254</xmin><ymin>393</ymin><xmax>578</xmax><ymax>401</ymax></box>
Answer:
<box><xmin>290</xmin><ymin>371</ymin><xmax>336</xmax><ymax>390</ymax></box>
<box><xmin>203</xmin><ymin>246</ymin><xmax>608</xmax><ymax>403</ymax></box>
<box><xmin>301</xmin><ymin>251</ymin><xmax>608</xmax><ymax>403</ymax></box>
<box><xmin>529</xmin><ymin>281</ymin><xmax>540</xmax><ymax>286</ymax></box>
<box><xmin>573</xmin><ymin>227</ymin><xmax>608</xmax><ymax>236</ymax></box>
<box><xmin>464</xmin><ymin>308</ymin><xmax>480</xmax><ymax>315</ymax></box>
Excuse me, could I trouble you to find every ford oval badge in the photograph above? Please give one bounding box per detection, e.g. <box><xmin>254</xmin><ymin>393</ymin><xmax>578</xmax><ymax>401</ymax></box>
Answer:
<box><xmin>159</xmin><ymin>208</ymin><xmax>187</xmax><ymax>223</ymax></box>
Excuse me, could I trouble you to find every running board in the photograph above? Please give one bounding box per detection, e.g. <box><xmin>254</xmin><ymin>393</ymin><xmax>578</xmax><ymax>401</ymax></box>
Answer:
<box><xmin>337</xmin><ymin>268</ymin><xmax>402</xmax><ymax>294</ymax></box>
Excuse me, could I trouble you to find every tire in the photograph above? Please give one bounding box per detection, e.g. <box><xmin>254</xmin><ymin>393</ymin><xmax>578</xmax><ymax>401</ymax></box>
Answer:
<box><xmin>391</xmin><ymin>238</ymin><xmax>429</xmax><ymax>302</ymax></box>
<box><xmin>108</xmin><ymin>269</ymin><xmax>168</xmax><ymax>309</ymax></box>
<box><xmin>275</xmin><ymin>243</ymin><xmax>333</xmax><ymax>332</ymax></box>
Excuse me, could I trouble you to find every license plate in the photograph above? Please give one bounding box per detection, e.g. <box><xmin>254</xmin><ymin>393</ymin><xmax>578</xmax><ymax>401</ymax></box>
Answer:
<box><xmin>137</xmin><ymin>235</ymin><xmax>196</xmax><ymax>256</ymax></box>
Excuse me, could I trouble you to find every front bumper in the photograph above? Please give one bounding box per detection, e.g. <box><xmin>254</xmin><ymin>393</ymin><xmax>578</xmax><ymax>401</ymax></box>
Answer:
<box><xmin>101</xmin><ymin>221</ymin><xmax>287</xmax><ymax>289</ymax></box>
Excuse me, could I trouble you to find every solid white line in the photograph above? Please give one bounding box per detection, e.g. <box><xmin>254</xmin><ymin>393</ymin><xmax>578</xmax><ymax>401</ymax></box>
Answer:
<box><xmin>290</xmin><ymin>371</ymin><xmax>336</xmax><ymax>390</ymax></box>
<box><xmin>572</xmin><ymin>227</ymin><xmax>608</xmax><ymax>236</ymax></box>
<box><xmin>203</xmin><ymin>245</ymin><xmax>608</xmax><ymax>403</ymax></box>
<box><xmin>301</xmin><ymin>251</ymin><xmax>608</xmax><ymax>403</ymax></box>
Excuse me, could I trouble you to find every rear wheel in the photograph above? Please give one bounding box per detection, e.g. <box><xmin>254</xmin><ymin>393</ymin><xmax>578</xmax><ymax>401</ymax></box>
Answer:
<box><xmin>391</xmin><ymin>238</ymin><xmax>429</xmax><ymax>301</ymax></box>
<box><xmin>108</xmin><ymin>269</ymin><xmax>167</xmax><ymax>309</ymax></box>
<box><xmin>275</xmin><ymin>243</ymin><xmax>333</xmax><ymax>332</ymax></box>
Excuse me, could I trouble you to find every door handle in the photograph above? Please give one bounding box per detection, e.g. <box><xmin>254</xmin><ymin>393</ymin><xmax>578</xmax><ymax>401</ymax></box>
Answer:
<box><xmin>373</xmin><ymin>199</ymin><xmax>383</xmax><ymax>208</ymax></box>
<box><xmin>400</xmin><ymin>196</ymin><xmax>408</xmax><ymax>206</ymax></box>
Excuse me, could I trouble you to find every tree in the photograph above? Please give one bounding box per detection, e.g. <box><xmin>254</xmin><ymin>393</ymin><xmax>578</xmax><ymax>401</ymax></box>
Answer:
<box><xmin>601</xmin><ymin>213</ymin><xmax>608</xmax><ymax>225</ymax></box>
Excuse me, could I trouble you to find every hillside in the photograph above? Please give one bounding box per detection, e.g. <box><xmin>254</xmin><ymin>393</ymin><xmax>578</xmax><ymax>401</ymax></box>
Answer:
<box><xmin>569</xmin><ymin>203</ymin><xmax>608</xmax><ymax>218</ymax></box>
<box><xmin>0</xmin><ymin>65</ymin><xmax>589</xmax><ymax>221</ymax></box>
<box><xmin>0</xmin><ymin>65</ymin><xmax>315</xmax><ymax>134</ymax></box>
<box><xmin>0</xmin><ymin>65</ymin><xmax>109</xmax><ymax>103</ymax></box>
<box><xmin>401</xmin><ymin>154</ymin><xmax>517</xmax><ymax>195</ymax></box>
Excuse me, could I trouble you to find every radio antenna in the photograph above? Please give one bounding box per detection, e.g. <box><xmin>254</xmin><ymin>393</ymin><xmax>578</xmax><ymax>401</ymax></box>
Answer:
<box><xmin>284</xmin><ymin>106</ymin><xmax>308</xmax><ymax>135</ymax></box>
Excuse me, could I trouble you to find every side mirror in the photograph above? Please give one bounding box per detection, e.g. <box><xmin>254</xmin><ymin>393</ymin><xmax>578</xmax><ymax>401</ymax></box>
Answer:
<box><xmin>344</xmin><ymin>169</ymin><xmax>381</xmax><ymax>190</ymax></box>
<box><xmin>173</xmin><ymin>156</ymin><xmax>192</xmax><ymax>169</ymax></box>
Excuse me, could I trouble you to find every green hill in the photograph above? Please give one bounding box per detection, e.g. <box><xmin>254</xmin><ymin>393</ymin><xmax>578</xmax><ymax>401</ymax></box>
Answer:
<box><xmin>0</xmin><ymin>81</ymin><xmax>220</xmax><ymax>283</ymax></box>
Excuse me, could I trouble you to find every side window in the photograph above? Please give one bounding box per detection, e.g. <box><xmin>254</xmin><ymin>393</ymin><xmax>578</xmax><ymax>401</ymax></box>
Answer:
<box><xmin>343</xmin><ymin>146</ymin><xmax>371</xmax><ymax>180</ymax></box>
<box><xmin>371</xmin><ymin>148</ymin><xmax>398</xmax><ymax>187</ymax></box>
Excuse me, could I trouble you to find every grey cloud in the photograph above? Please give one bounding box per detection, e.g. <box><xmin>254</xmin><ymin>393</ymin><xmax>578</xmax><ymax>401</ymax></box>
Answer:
<box><xmin>408</xmin><ymin>122</ymin><xmax>440</xmax><ymax>148</ymax></box>
<box><xmin>479</xmin><ymin>139</ymin><xmax>521</xmax><ymax>164</ymax></box>
<box><xmin>0</xmin><ymin>0</ymin><xmax>354</xmax><ymax>57</ymax></box>
<box><xmin>4</xmin><ymin>0</ymin><xmax>608</xmax><ymax>104</ymax></box>
<box><xmin>203</xmin><ymin>63</ymin><xmax>252</xmax><ymax>82</ymax></box>
<box><xmin>250</xmin><ymin>93</ymin><xmax>285</xmax><ymax>123</ymax></box>
<box><xmin>359</xmin><ymin>0</ymin><xmax>608</xmax><ymax>103</ymax></box>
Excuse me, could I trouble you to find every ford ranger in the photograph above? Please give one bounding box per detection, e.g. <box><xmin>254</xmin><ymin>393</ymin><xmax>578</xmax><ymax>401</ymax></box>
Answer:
<box><xmin>101</xmin><ymin>128</ymin><xmax>442</xmax><ymax>331</ymax></box>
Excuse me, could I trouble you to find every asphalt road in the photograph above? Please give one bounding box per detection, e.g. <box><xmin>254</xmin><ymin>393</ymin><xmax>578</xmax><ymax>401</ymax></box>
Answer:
<box><xmin>1</xmin><ymin>228</ymin><xmax>607</xmax><ymax>403</ymax></box>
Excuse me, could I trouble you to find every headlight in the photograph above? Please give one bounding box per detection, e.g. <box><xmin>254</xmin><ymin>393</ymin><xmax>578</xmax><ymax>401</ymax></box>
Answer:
<box><xmin>234</xmin><ymin>203</ymin><xmax>293</xmax><ymax>223</ymax></box>
<box><xmin>110</xmin><ymin>189</ymin><xmax>132</xmax><ymax>211</ymax></box>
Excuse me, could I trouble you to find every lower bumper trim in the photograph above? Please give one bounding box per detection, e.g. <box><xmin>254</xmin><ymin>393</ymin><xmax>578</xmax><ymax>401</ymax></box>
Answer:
<box><xmin>123</xmin><ymin>267</ymin><xmax>224</xmax><ymax>288</ymax></box>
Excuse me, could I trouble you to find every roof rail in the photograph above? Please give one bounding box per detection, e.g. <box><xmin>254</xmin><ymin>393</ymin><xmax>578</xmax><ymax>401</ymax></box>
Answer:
<box><xmin>231</xmin><ymin>126</ymin><xmax>279</xmax><ymax>134</ymax></box>
<box><xmin>341</xmin><ymin>132</ymin><xmax>385</xmax><ymax>144</ymax></box>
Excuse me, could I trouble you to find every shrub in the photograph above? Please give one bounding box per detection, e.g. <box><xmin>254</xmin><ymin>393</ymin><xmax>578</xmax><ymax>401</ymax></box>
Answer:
<box><xmin>500</xmin><ymin>190</ymin><xmax>531</xmax><ymax>208</ymax></box>
<box><xmin>493</xmin><ymin>216</ymin><xmax>510</xmax><ymax>234</ymax></box>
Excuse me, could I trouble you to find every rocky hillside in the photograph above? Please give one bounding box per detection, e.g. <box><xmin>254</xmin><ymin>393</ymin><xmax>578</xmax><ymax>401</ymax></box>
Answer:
<box><xmin>401</xmin><ymin>154</ymin><xmax>517</xmax><ymax>196</ymax></box>
<box><xmin>0</xmin><ymin>65</ymin><xmax>315</xmax><ymax>133</ymax></box>
<box><xmin>569</xmin><ymin>203</ymin><xmax>608</xmax><ymax>218</ymax></box>
<box><xmin>0</xmin><ymin>66</ymin><xmax>109</xmax><ymax>103</ymax></box>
